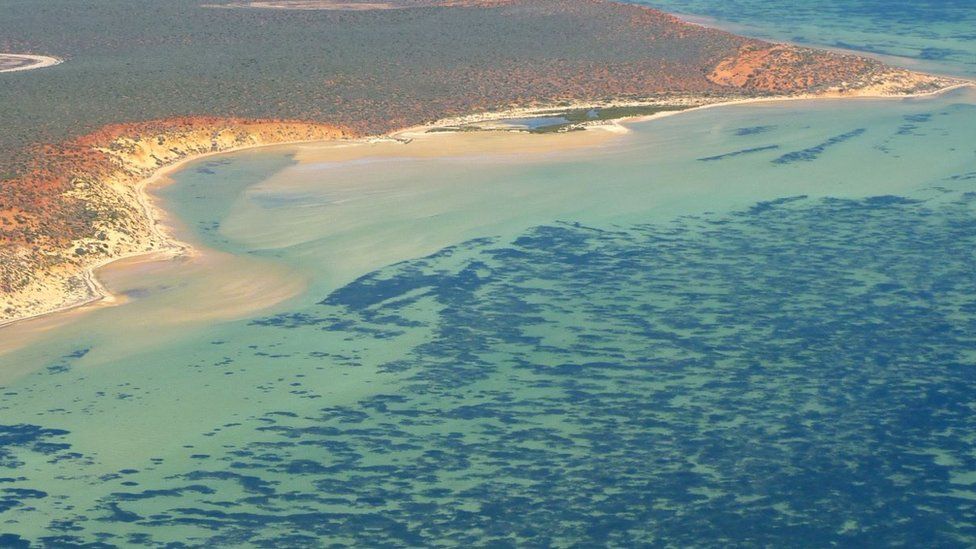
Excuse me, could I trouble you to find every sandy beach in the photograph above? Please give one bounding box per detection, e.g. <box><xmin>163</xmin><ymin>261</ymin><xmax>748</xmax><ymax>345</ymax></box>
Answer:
<box><xmin>0</xmin><ymin>120</ymin><xmax>622</xmax><ymax>335</ymax></box>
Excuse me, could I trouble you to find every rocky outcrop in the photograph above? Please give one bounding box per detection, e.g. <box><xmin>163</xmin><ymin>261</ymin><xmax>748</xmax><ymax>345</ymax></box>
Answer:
<box><xmin>707</xmin><ymin>44</ymin><xmax>956</xmax><ymax>95</ymax></box>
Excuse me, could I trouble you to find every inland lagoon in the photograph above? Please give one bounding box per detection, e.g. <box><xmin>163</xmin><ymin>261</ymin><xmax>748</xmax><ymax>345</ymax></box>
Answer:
<box><xmin>1</xmin><ymin>2</ymin><xmax>976</xmax><ymax>545</ymax></box>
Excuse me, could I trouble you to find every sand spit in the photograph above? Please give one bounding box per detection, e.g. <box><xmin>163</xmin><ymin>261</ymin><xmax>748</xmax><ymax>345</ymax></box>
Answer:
<box><xmin>0</xmin><ymin>53</ymin><xmax>62</xmax><ymax>73</ymax></box>
<box><xmin>392</xmin><ymin>75</ymin><xmax>970</xmax><ymax>138</ymax></box>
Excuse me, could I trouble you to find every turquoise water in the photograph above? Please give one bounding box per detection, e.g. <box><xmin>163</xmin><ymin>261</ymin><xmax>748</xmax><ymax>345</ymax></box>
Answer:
<box><xmin>629</xmin><ymin>0</ymin><xmax>976</xmax><ymax>78</ymax></box>
<box><xmin>0</xmin><ymin>88</ymin><xmax>973</xmax><ymax>545</ymax></box>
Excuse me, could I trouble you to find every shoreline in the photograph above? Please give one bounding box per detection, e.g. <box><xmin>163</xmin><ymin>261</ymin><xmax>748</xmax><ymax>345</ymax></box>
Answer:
<box><xmin>1</xmin><ymin>80</ymin><xmax>973</xmax><ymax>332</ymax></box>
<box><xmin>0</xmin><ymin>136</ymin><xmax>354</xmax><ymax>330</ymax></box>
<box><xmin>390</xmin><ymin>81</ymin><xmax>974</xmax><ymax>138</ymax></box>
<box><xmin>607</xmin><ymin>81</ymin><xmax>976</xmax><ymax>127</ymax></box>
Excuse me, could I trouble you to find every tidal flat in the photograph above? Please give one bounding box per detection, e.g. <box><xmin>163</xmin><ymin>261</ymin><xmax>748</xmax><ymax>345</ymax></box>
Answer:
<box><xmin>0</xmin><ymin>84</ymin><xmax>975</xmax><ymax>545</ymax></box>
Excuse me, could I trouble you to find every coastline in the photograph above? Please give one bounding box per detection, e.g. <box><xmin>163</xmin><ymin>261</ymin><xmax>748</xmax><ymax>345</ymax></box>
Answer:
<box><xmin>0</xmin><ymin>135</ymin><xmax>353</xmax><ymax>331</ymax></box>
<box><xmin>605</xmin><ymin>81</ymin><xmax>976</xmax><ymax>127</ymax></box>
<box><xmin>389</xmin><ymin>77</ymin><xmax>974</xmax><ymax>138</ymax></box>
<box><xmin>1</xmin><ymin>80</ymin><xmax>972</xmax><ymax>333</ymax></box>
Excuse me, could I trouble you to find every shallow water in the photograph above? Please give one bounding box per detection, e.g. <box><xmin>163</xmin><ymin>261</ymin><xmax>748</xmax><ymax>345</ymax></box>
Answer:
<box><xmin>0</xmin><ymin>84</ymin><xmax>974</xmax><ymax>545</ymax></box>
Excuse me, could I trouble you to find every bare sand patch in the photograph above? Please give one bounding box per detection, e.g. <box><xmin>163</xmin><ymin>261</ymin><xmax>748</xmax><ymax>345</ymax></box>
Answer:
<box><xmin>296</xmin><ymin>122</ymin><xmax>624</xmax><ymax>166</ymax></box>
<box><xmin>0</xmin><ymin>53</ymin><xmax>62</xmax><ymax>73</ymax></box>
<box><xmin>203</xmin><ymin>0</ymin><xmax>508</xmax><ymax>10</ymax></box>
<box><xmin>95</xmin><ymin>242</ymin><xmax>308</xmax><ymax>327</ymax></box>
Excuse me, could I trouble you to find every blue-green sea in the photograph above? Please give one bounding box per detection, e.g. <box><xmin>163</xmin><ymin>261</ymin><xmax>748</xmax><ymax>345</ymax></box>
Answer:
<box><xmin>632</xmin><ymin>0</ymin><xmax>976</xmax><ymax>78</ymax></box>
<box><xmin>1</xmin><ymin>3</ymin><xmax>975</xmax><ymax>547</ymax></box>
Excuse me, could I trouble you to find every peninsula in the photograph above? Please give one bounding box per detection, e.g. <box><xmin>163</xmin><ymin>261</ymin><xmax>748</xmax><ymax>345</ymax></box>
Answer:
<box><xmin>0</xmin><ymin>0</ymin><xmax>961</xmax><ymax>325</ymax></box>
